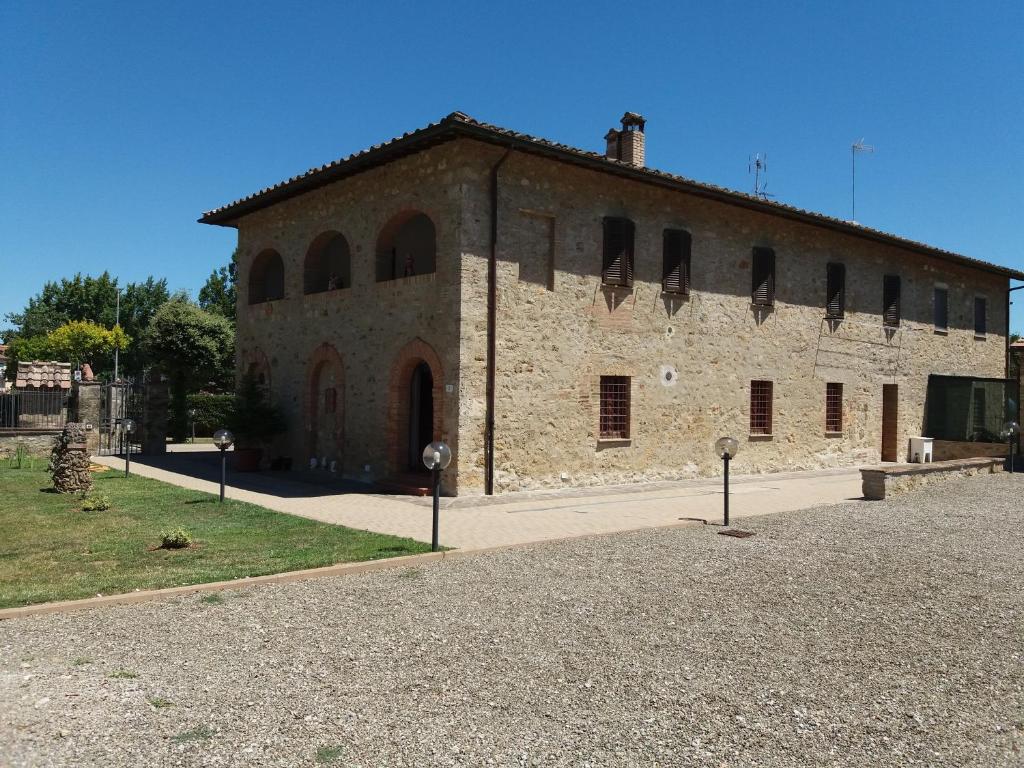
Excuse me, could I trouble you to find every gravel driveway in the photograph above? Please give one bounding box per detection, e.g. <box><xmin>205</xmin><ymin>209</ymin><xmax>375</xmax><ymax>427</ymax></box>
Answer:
<box><xmin>1</xmin><ymin>473</ymin><xmax>1021</xmax><ymax>767</ymax></box>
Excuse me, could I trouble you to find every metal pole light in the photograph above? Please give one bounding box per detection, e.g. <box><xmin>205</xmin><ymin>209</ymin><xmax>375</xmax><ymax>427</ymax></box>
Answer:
<box><xmin>714</xmin><ymin>437</ymin><xmax>740</xmax><ymax>527</ymax></box>
<box><xmin>1001</xmin><ymin>421</ymin><xmax>1021</xmax><ymax>474</ymax></box>
<box><xmin>188</xmin><ymin>408</ymin><xmax>197</xmax><ymax>444</ymax></box>
<box><xmin>122</xmin><ymin>418</ymin><xmax>136</xmax><ymax>478</ymax></box>
<box><xmin>421</xmin><ymin>441</ymin><xmax>452</xmax><ymax>552</ymax></box>
<box><xmin>212</xmin><ymin>429</ymin><xmax>235</xmax><ymax>502</ymax></box>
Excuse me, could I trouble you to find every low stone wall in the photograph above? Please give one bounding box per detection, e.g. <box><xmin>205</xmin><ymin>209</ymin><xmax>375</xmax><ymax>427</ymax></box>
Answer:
<box><xmin>932</xmin><ymin>440</ymin><xmax>1006</xmax><ymax>461</ymax></box>
<box><xmin>861</xmin><ymin>457</ymin><xmax>1003</xmax><ymax>501</ymax></box>
<box><xmin>0</xmin><ymin>431</ymin><xmax>60</xmax><ymax>459</ymax></box>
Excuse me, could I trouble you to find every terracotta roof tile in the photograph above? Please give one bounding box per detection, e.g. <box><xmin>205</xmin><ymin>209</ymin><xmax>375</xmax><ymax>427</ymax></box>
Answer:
<box><xmin>14</xmin><ymin>360</ymin><xmax>72</xmax><ymax>390</ymax></box>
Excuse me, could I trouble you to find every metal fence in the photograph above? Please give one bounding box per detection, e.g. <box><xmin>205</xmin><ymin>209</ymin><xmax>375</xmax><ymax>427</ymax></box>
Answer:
<box><xmin>0</xmin><ymin>388</ymin><xmax>70</xmax><ymax>432</ymax></box>
<box><xmin>98</xmin><ymin>382</ymin><xmax>142</xmax><ymax>456</ymax></box>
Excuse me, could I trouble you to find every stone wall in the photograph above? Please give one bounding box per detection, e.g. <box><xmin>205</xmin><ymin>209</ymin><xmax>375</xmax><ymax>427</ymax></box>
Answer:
<box><xmin>230</xmin><ymin>138</ymin><xmax>1010</xmax><ymax>496</ymax></box>
<box><xmin>0</xmin><ymin>432</ymin><xmax>59</xmax><ymax>458</ymax></box>
<box><xmin>932</xmin><ymin>439</ymin><xmax>1007</xmax><ymax>461</ymax></box>
<box><xmin>456</xmin><ymin>143</ymin><xmax>1008</xmax><ymax>492</ymax></box>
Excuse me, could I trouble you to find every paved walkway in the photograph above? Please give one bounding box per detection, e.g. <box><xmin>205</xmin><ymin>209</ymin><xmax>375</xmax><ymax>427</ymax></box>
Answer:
<box><xmin>95</xmin><ymin>449</ymin><xmax>863</xmax><ymax>550</ymax></box>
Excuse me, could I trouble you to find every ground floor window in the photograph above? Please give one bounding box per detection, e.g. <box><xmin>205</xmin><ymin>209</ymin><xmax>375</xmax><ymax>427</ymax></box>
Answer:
<box><xmin>826</xmin><ymin>382</ymin><xmax>843</xmax><ymax>433</ymax></box>
<box><xmin>599</xmin><ymin>376</ymin><xmax>630</xmax><ymax>439</ymax></box>
<box><xmin>750</xmin><ymin>380</ymin><xmax>773</xmax><ymax>435</ymax></box>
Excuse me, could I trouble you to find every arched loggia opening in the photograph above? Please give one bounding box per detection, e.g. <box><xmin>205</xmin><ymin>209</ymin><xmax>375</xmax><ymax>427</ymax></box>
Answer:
<box><xmin>375</xmin><ymin>211</ymin><xmax>436</xmax><ymax>282</ymax></box>
<box><xmin>249</xmin><ymin>249</ymin><xmax>285</xmax><ymax>304</ymax></box>
<box><xmin>304</xmin><ymin>231</ymin><xmax>351</xmax><ymax>294</ymax></box>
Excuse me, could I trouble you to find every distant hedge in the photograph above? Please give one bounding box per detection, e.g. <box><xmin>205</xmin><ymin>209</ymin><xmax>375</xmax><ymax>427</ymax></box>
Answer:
<box><xmin>183</xmin><ymin>393</ymin><xmax>235</xmax><ymax>437</ymax></box>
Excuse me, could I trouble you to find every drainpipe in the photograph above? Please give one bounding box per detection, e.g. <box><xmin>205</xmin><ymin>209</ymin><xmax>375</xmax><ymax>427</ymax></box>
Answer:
<box><xmin>485</xmin><ymin>148</ymin><xmax>512</xmax><ymax>495</ymax></box>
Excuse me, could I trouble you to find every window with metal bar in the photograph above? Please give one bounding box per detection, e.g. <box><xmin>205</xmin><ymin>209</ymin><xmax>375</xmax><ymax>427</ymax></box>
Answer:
<box><xmin>882</xmin><ymin>275</ymin><xmax>901</xmax><ymax>328</ymax></box>
<box><xmin>599</xmin><ymin>376</ymin><xmax>630</xmax><ymax>439</ymax></box>
<box><xmin>934</xmin><ymin>287</ymin><xmax>948</xmax><ymax>332</ymax></box>
<box><xmin>974</xmin><ymin>297</ymin><xmax>987</xmax><ymax>336</ymax></box>
<box><xmin>826</xmin><ymin>382</ymin><xmax>843</xmax><ymax>433</ymax></box>
<box><xmin>601</xmin><ymin>217</ymin><xmax>634</xmax><ymax>288</ymax></box>
<box><xmin>749</xmin><ymin>380</ymin><xmax>773</xmax><ymax>435</ymax></box>
<box><xmin>662</xmin><ymin>229</ymin><xmax>691</xmax><ymax>294</ymax></box>
<box><xmin>825</xmin><ymin>263</ymin><xmax>845</xmax><ymax>318</ymax></box>
<box><xmin>751</xmin><ymin>248</ymin><xmax>775</xmax><ymax>306</ymax></box>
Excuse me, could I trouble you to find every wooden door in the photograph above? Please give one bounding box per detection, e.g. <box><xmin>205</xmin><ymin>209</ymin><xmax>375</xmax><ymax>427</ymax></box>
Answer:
<box><xmin>881</xmin><ymin>384</ymin><xmax>899</xmax><ymax>462</ymax></box>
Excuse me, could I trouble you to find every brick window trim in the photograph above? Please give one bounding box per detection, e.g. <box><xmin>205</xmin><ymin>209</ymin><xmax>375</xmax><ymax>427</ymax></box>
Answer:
<box><xmin>825</xmin><ymin>382</ymin><xmax>843</xmax><ymax>434</ymax></box>
<box><xmin>749</xmin><ymin>380</ymin><xmax>773</xmax><ymax>437</ymax></box>
<box><xmin>598</xmin><ymin>375</ymin><xmax>631</xmax><ymax>441</ymax></box>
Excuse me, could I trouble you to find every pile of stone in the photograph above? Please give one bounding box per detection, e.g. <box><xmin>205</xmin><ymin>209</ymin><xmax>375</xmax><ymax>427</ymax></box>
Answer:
<box><xmin>49</xmin><ymin>423</ymin><xmax>93</xmax><ymax>493</ymax></box>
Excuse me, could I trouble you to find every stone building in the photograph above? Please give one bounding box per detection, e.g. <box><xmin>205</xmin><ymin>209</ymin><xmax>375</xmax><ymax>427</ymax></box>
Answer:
<box><xmin>200</xmin><ymin>112</ymin><xmax>1023</xmax><ymax>495</ymax></box>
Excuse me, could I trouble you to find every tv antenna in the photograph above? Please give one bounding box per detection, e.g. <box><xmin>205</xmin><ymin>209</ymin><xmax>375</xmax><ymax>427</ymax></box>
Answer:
<box><xmin>851</xmin><ymin>139</ymin><xmax>874</xmax><ymax>223</ymax></box>
<box><xmin>748</xmin><ymin>153</ymin><xmax>774</xmax><ymax>199</ymax></box>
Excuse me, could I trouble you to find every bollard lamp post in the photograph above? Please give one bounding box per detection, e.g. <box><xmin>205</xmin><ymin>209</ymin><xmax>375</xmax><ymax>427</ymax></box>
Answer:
<box><xmin>714</xmin><ymin>437</ymin><xmax>740</xmax><ymax>527</ymax></box>
<box><xmin>122</xmin><ymin>418</ymin><xmax>136</xmax><ymax>478</ymax></box>
<box><xmin>188</xmin><ymin>408</ymin><xmax>197</xmax><ymax>444</ymax></box>
<box><xmin>421</xmin><ymin>441</ymin><xmax>452</xmax><ymax>552</ymax></box>
<box><xmin>212</xmin><ymin>429</ymin><xmax>235</xmax><ymax>502</ymax></box>
<box><xmin>1001</xmin><ymin>421</ymin><xmax>1021</xmax><ymax>474</ymax></box>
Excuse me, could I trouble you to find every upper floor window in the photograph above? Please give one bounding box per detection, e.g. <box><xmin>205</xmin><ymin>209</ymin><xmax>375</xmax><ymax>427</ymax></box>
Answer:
<box><xmin>375</xmin><ymin>211</ymin><xmax>436</xmax><ymax>282</ymax></box>
<box><xmin>751</xmin><ymin>247</ymin><xmax>775</xmax><ymax>306</ymax></box>
<box><xmin>601</xmin><ymin>217</ymin><xmax>634</xmax><ymax>288</ymax></box>
<box><xmin>974</xmin><ymin>297</ymin><xmax>987</xmax><ymax>337</ymax></box>
<box><xmin>882</xmin><ymin>275</ymin><xmax>901</xmax><ymax>328</ymax></box>
<box><xmin>933</xmin><ymin>286</ymin><xmax>949</xmax><ymax>332</ymax></box>
<box><xmin>248</xmin><ymin>249</ymin><xmax>285</xmax><ymax>305</ymax></box>
<box><xmin>304</xmin><ymin>232</ymin><xmax>351</xmax><ymax>294</ymax></box>
<box><xmin>662</xmin><ymin>229</ymin><xmax>691</xmax><ymax>294</ymax></box>
<box><xmin>825</xmin><ymin>263</ymin><xmax>845</xmax><ymax>318</ymax></box>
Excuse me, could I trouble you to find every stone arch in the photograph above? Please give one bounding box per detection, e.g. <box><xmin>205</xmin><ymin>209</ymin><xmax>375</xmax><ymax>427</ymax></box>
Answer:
<box><xmin>375</xmin><ymin>210</ymin><xmax>437</xmax><ymax>282</ymax></box>
<box><xmin>305</xmin><ymin>343</ymin><xmax>345</xmax><ymax>467</ymax></box>
<box><xmin>304</xmin><ymin>231</ymin><xmax>351</xmax><ymax>294</ymax></box>
<box><xmin>387</xmin><ymin>338</ymin><xmax>444</xmax><ymax>473</ymax></box>
<box><xmin>249</xmin><ymin>249</ymin><xmax>285</xmax><ymax>304</ymax></box>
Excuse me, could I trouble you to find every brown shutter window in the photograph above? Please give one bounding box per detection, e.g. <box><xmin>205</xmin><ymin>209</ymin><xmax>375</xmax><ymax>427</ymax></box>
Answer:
<box><xmin>934</xmin><ymin>287</ymin><xmax>949</xmax><ymax>331</ymax></box>
<box><xmin>602</xmin><ymin>217</ymin><xmax>635</xmax><ymax>288</ymax></box>
<box><xmin>662</xmin><ymin>229</ymin><xmax>692</xmax><ymax>294</ymax></box>
<box><xmin>749</xmin><ymin>380</ymin><xmax>773</xmax><ymax>435</ymax></box>
<box><xmin>751</xmin><ymin>248</ymin><xmax>775</xmax><ymax>306</ymax></box>
<box><xmin>883</xmin><ymin>275</ymin><xmax>901</xmax><ymax>328</ymax></box>
<box><xmin>974</xmin><ymin>297</ymin><xmax>987</xmax><ymax>336</ymax></box>
<box><xmin>825</xmin><ymin>263</ymin><xmax>845</xmax><ymax>318</ymax></box>
<box><xmin>599</xmin><ymin>376</ymin><xmax>631</xmax><ymax>439</ymax></box>
<box><xmin>825</xmin><ymin>382</ymin><xmax>843</xmax><ymax>433</ymax></box>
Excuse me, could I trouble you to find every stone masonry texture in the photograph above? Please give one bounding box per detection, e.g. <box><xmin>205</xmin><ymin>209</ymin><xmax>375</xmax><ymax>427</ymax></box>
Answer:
<box><xmin>229</xmin><ymin>138</ymin><xmax>1009</xmax><ymax>495</ymax></box>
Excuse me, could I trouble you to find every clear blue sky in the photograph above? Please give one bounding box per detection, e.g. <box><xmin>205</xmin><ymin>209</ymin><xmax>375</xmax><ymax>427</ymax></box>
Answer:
<box><xmin>2</xmin><ymin>0</ymin><xmax>1022</xmax><ymax>333</ymax></box>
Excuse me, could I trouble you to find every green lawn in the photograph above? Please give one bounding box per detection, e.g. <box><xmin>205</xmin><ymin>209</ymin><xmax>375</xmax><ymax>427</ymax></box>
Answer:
<box><xmin>0</xmin><ymin>466</ymin><xmax>432</xmax><ymax>609</ymax></box>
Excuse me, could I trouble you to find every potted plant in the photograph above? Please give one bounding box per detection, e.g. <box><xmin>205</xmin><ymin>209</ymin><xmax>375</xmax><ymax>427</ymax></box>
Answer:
<box><xmin>227</xmin><ymin>374</ymin><xmax>286</xmax><ymax>471</ymax></box>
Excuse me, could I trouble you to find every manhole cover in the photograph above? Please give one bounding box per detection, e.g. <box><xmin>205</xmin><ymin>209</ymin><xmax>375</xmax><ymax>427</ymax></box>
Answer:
<box><xmin>718</xmin><ymin>529</ymin><xmax>755</xmax><ymax>539</ymax></box>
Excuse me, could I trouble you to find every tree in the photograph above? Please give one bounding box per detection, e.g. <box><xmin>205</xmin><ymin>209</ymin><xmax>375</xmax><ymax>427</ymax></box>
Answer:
<box><xmin>198</xmin><ymin>250</ymin><xmax>238</xmax><ymax>322</ymax></box>
<box><xmin>3</xmin><ymin>272</ymin><xmax>169</xmax><ymax>376</ymax></box>
<box><xmin>144</xmin><ymin>298</ymin><xmax>235</xmax><ymax>441</ymax></box>
<box><xmin>4</xmin><ymin>321</ymin><xmax>129</xmax><ymax>377</ymax></box>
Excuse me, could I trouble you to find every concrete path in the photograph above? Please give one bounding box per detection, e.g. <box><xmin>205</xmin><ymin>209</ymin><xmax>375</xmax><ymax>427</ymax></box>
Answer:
<box><xmin>95</xmin><ymin>450</ymin><xmax>863</xmax><ymax>550</ymax></box>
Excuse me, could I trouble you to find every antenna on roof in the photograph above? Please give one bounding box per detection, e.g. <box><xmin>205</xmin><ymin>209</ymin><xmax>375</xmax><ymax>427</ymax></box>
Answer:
<box><xmin>851</xmin><ymin>139</ymin><xmax>874</xmax><ymax>223</ymax></box>
<box><xmin>748</xmin><ymin>153</ymin><xmax>774</xmax><ymax>200</ymax></box>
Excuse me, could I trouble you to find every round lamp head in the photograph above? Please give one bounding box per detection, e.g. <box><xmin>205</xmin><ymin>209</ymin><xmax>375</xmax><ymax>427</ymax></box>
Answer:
<box><xmin>122</xmin><ymin>418</ymin><xmax>136</xmax><ymax>434</ymax></box>
<box><xmin>1000</xmin><ymin>420</ymin><xmax>1021</xmax><ymax>439</ymax></box>
<box><xmin>188</xmin><ymin>408</ymin><xmax>197</xmax><ymax>418</ymax></box>
<box><xmin>422</xmin><ymin>440</ymin><xmax>452</xmax><ymax>471</ymax></box>
<box><xmin>213</xmin><ymin>428</ymin><xmax>235</xmax><ymax>450</ymax></box>
<box><xmin>715</xmin><ymin>436</ymin><xmax>739</xmax><ymax>459</ymax></box>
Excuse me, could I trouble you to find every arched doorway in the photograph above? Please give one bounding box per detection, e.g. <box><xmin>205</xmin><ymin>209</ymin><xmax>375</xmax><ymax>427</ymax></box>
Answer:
<box><xmin>407</xmin><ymin>362</ymin><xmax>434</xmax><ymax>471</ymax></box>
<box><xmin>306</xmin><ymin>344</ymin><xmax>345</xmax><ymax>468</ymax></box>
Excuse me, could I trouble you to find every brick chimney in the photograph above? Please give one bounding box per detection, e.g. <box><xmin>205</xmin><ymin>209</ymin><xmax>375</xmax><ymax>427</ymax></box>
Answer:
<box><xmin>604</xmin><ymin>112</ymin><xmax>646</xmax><ymax>167</ymax></box>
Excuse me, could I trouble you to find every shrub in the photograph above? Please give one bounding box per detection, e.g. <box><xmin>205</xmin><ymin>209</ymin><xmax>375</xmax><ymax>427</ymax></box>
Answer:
<box><xmin>80</xmin><ymin>492</ymin><xmax>111</xmax><ymax>511</ymax></box>
<box><xmin>182</xmin><ymin>392</ymin><xmax>236</xmax><ymax>438</ymax></box>
<box><xmin>160</xmin><ymin>528</ymin><xmax>193</xmax><ymax>549</ymax></box>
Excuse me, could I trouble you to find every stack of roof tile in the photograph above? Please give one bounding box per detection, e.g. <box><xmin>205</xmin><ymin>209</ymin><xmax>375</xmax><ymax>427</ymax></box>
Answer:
<box><xmin>14</xmin><ymin>361</ymin><xmax>73</xmax><ymax>390</ymax></box>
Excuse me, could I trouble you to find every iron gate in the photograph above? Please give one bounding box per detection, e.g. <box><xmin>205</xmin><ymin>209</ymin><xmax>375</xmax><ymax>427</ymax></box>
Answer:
<box><xmin>97</xmin><ymin>381</ymin><xmax>143</xmax><ymax>456</ymax></box>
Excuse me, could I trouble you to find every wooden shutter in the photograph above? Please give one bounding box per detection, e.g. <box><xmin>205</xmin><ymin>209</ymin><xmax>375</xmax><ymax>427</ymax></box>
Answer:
<box><xmin>883</xmin><ymin>275</ymin><xmax>901</xmax><ymax>327</ymax></box>
<box><xmin>934</xmin><ymin>287</ymin><xmax>948</xmax><ymax>330</ymax></box>
<box><xmin>825</xmin><ymin>263</ymin><xmax>845</xmax><ymax>318</ymax></box>
<box><xmin>974</xmin><ymin>297</ymin><xmax>987</xmax><ymax>336</ymax></box>
<box><xmin>662</xmin><ymin>229</ymin><xmax>691</xmax><ymax>294</ymax></box>
<box><xmin>602</xmin><ymin>217</ymin><xmax>634</xmax><ymax>288</ymax></box>
<box><xmin>752</xmin><ymin>248</ymin><xmax>775</xmax><ymax>306</ymax></box>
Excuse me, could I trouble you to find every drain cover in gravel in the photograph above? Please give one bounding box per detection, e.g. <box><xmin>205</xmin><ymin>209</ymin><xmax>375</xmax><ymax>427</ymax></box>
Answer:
<box><xmin>718</xmin><ymin>529</ymin><xmax>755</xmax><ymax>538</ymax></box>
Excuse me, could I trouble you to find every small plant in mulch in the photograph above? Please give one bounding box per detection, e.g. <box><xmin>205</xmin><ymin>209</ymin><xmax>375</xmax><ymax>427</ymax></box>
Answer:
<box><xmin>171</xmin><ymin>725</ymin><xmax>214</xmax><ymax>743</ymax></box>
<box><xmin>316</xmin><ymin>745</ymin><xmax>345</xmax><ymax>764</ymax></box>
<box><xmin>199</xmin><ymin>593</ymin><xmax>225</xmax><ymax>605</ymax></box>
<box><xmin>109</xmin><ymin>670</ymin><xmax>138</xmax><ymax>679</ymax></box>
<box><xmin>71</xmin><ymin>657</ymin><xmax>91</xmax><ymax>666</ymax></box>
<box><xmin>80</xmin><ymin>492</ymin><xmax>112</xmax><ymax>511</ymax></box>
<box><xmin>147</xmin><ymin>696</ymin><xmax>174</xmax><ymax>709</ymax></box>
<box><xmin>158</xmin><ymin>528</ymin><xmax>193</xmax><ymax>550</ymax></box>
